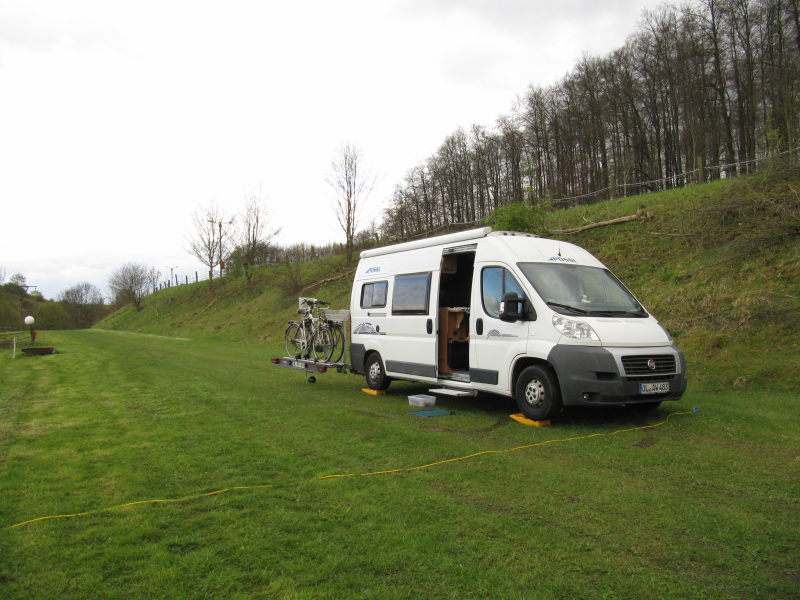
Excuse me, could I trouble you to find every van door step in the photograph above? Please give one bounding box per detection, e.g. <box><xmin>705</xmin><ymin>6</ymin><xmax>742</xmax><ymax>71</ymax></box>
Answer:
<box><xmin>429</xmin><ymin>388</ymin><xmax>477</xmax><ymax>397</ymax></box>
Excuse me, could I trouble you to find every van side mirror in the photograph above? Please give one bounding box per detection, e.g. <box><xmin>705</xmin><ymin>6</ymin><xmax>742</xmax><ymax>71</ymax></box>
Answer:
<box><xmin>499</xmin><ymin>293</ymin><xmax>525</xmax><ymax>322</ymax></box>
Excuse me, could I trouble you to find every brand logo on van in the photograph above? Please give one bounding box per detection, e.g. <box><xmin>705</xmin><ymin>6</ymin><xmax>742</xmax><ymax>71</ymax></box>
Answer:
<box><xmin>548</xmin><ymin>256</ymin><xmax>577</xmax><ymax>263</ymax></box>
<box><xmin>487</xmin><ymin>329</ymin><xmax>516</xmax><ymax>338</ymax></box>
<box><xmin>365</xmin><ymin>266</ymin><xmax>381</xmax><ymax>274</ymax></box>
<box><xmin>353</xmin><ymin>322</ymin><xmax>386</xmax><ymax>335</ymax></box>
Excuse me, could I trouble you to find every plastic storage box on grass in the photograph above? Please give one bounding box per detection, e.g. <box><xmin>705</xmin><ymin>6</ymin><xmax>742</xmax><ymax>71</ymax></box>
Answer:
<box><xmin>408</xmin><ymin>394</ymin><xmax>436</xmax><ymax>407</ymax></box>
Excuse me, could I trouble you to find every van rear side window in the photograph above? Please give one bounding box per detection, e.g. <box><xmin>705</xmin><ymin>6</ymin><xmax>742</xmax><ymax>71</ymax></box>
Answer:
<box><xmin>392</xmin><ymin>272</ymin><xmax>432</xmax><ymax>314</ymax></box>
<box><xmin>361</xmin><ymin>281</ymin><xmax>388</xmax><ymax>308</ymax></box>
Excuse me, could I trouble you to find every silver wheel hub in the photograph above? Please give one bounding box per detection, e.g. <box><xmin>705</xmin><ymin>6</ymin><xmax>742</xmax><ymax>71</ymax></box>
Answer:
<box><xmin>524</xmin><ymin>379</ymin><xmax>545</xmax><ymax>407</ymax></box>
<box><xmin>369</xmin><ymin>361</ymin><xmax>381</xmax><ymax>381</ymax></box>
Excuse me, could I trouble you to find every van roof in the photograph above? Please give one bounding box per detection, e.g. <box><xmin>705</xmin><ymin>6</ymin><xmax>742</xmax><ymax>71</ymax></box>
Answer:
<box><xmin>360</xmin><ymin>227</ymin><xmax>543</xmax><ymax>259</ymax></box>
<box><xmin>360</xmin><ymin>227</ymin><xmax>492</xmax><ymax>258</ymax></box>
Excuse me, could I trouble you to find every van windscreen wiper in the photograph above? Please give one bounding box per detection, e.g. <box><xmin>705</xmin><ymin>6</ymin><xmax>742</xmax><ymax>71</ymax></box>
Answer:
<box><xmin>583</xmin><ymin>309</ymin><xmax>647</xmax><ymax>317</ymax></box>
<box><xmin>546</xmin><ymin>301</ymin><xmax>589</xmax><ymax>315</ymax></box>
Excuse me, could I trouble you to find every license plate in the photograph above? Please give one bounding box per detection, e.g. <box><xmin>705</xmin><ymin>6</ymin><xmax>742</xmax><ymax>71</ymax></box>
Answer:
<box><xmin>639</xmin><ymin>382</ymin><xmax>670</xmax><ymax>394</ymax></box>
<box><xmin>292</xmin><ymin>360</ymin><xmax>304</xmax><ymax>368</ymax></box>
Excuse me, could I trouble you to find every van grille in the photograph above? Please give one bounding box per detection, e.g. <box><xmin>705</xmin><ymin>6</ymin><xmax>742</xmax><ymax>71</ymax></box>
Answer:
<box><xmin>621</xmin><ymin>355</ymin><xmax>676</xmax><ymax>376</ymax></box>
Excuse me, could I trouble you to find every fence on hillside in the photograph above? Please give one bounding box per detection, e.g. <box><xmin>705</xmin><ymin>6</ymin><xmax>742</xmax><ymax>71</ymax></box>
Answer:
<box><xmin>548</xmin><ymin>146</ymin><xmax>799</xmax><ymax>210</ymax></box>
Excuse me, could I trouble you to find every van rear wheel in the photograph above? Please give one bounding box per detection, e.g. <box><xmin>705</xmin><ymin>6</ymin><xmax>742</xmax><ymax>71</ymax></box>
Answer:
<box><xmin>365</xmin><ymin>353</ymin><xmax>391</xmax><ymax>391</ymax></box>
<box><xmin>515</xmin><ymin>365</ymin><xmax>562</xmax><ymax>421</ymax></box>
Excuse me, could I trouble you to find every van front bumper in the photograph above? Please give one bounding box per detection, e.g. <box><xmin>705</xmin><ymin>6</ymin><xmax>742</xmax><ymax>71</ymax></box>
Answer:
<box><xmin>548</xmin><ymin>345</ymin><xmax>687</xmax><ymax>406</ymax></box>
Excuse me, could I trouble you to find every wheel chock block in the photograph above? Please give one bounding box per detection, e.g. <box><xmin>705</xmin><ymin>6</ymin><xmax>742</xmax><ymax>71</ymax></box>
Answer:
<box><xmin>361</xmin><ymin>388</ymin><xmax>387</xmax><ymax>396</ymax></box>
<box><xmin>510</xmin><ymin>413</ymin><xmax>551</xmax><ymax>427</ymax></box>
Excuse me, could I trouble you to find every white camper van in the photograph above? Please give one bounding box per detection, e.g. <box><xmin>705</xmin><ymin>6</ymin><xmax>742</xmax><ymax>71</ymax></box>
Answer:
<box><xmin>349</xmin><ymin>227</ymin><xmax>687</xmax><ymax>420</ymax></box>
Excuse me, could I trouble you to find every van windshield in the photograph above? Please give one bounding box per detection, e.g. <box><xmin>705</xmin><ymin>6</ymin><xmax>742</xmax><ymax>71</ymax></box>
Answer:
<box><xmin>518</xmin><ymin>263</ymin><xmax>647</xmax><ymax>317</ymax></box>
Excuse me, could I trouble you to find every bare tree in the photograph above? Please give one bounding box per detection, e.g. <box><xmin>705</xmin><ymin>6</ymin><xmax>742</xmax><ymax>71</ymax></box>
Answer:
<box><xmin>235</xmin><ymin>189</ymin><xmax>281</xmax><ymax>282</ymax></box>
<box><xmin>60</xmin><ymin>282</ymin><xmax>104</xmax><ymax>305</ymax></box>
<box><xmin>187</xmin><ymin>203</ymin><xmax>233</xmax><ymax>286</ymax></box>
<box><xmin>109</xmin><ymin>263</ymin><xmax>158</xmax><ymax>311</ymax></box>
<box><xmin>328</xmin><ymin>143</ymin><xmax>374</xmax><ymax>263</ymax></box>
<box><xmin>9</xmin><ymin>273</ymin><xmax>26</xmax><ymax>287</ymax></box>
<box><xmin>59</xmin><ymin>282</ymin><xmax>105</xmax><ymax>327</ymax></box>
<box><xmin>0</xmin><ymin>265</ymin><xmax>5</xmax><ymax>285</ymax></box>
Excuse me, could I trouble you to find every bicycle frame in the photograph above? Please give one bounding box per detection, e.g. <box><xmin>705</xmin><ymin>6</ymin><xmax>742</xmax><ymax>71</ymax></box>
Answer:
<box><xmin>285</xmin><ymin>297</ymin><xmax>342</xmax><ymax>361</ymax></box>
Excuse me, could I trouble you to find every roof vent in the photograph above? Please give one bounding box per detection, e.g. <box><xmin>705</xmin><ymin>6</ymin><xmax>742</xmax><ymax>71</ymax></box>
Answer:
<box><xmin>489</xmin><ymin>230</ymin><xmax>538</xmax><ymax>238</ymax></box>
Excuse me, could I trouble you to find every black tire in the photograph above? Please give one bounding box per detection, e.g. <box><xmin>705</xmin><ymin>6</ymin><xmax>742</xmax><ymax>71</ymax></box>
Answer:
<box><xmin>515</xmin><ymin>365</ymin><xmax>562</xmax><ymax>420</ymax></box>
<box><xmin>284</xmin><ymin>322</ymin><xmax>306</xmax><ymax>358</ymax></box>
<box><xmin>329</xmin><ymin>324</ymin><xmax>345</xmax><ymax>363</ymax></box>
<box><xmin>317</xmin><ymin>323</ymin><xmax>344</xmax><ymax>363</ymax></box>
<box><xmin>365</xmin><ymin>353</ymin><xmax>391</xmax><ymax>391</ymax></box>
<box><xmin>311</xmin><ymin>325</ymin><xmax>337</xmax><ymax>362</ymax></box>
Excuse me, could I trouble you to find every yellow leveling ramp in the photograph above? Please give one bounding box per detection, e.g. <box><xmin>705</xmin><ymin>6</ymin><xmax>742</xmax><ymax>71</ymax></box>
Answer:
<box><xmin>510</xmin><ymin>413</ymin><xmax>551</xmax><ymax>427</ymax></box>
<box><xmin>361</xmin><ymin>388</ymin><xmax>387</xmax><ymax>396</ymax></box>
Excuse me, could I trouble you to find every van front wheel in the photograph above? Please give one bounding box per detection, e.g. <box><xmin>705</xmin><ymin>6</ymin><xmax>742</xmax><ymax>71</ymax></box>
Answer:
<box><xmin>515</xmin><ymin>365</ymin><xmax>562</xmax><ymax>421</ymax></box>
<box><xmin>365</xmin><ymin>353</ymin><xmax>391</xmax><ymax>391</ymax></box>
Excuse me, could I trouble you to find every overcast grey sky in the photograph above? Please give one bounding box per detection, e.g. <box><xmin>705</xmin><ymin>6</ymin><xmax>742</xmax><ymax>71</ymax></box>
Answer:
<box><xmin>0</xmin><ymin>0</ymin><xmax>667</xmax><ymax>300</ymax></box>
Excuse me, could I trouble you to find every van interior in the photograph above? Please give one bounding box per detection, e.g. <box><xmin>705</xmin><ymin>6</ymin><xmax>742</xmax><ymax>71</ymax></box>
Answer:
<box><xmin>437</xmin><ymin>251</ymin><xmax>475</xmax><ymax>378</ymax></box>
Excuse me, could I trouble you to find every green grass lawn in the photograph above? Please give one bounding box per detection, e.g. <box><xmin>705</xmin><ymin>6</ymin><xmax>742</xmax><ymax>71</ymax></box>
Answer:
<box><xmin>1</xmin><ymin>330</ymin><xmax>798</xmax><ymax>599</ymax></box>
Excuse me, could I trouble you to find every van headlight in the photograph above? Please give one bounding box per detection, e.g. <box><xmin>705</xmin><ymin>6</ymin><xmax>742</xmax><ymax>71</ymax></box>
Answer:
<box><xmin>552</xmin><ymin>314</ymin><xmax>600</xmax><ymax>341</ymax></box>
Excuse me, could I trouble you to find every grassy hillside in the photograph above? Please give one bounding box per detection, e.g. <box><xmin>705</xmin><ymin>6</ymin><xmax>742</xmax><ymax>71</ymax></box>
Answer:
<box><xmin>99</xmin><ymin>253</ymin><xmax>354</xmax><ymax>345</ymax></box>
<box><xmin>99</xmin><ymin>164</ymin><xmax>800</xmax><ymax>390</ymax></box>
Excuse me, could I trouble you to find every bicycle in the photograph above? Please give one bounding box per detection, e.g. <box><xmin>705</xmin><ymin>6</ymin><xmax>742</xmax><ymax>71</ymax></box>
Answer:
<box><xmin>318</xmin><ymin>306</ymin><xmax>348</xmax><ymax>363</ymax></box>
<box><xmin>284</xmin><ymin>297</ymin><xmax>346</xmax><ymax>362</ymax></box>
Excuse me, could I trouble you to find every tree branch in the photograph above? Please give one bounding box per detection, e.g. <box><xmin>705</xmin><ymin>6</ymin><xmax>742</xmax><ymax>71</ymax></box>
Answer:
<box><xmin>552</xmin><ymin>209</ymin><xmax>648</xmax><ymax>234</ymax></box>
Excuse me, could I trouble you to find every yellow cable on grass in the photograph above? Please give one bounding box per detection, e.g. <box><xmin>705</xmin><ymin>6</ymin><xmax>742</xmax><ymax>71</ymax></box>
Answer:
<box><xmin>8</xmin><ymin>485</ymin><xmax>274</xmax><ymax>529</ymax></box>
<box><xmin>319</xmin><ymin>410</ymin><xmax>695</xmax><ymax>479</ymax></box>
<box><xmin>7</xmin><ymin>411</ymin><xmax>694</xmax><ymax>530</ymax></box>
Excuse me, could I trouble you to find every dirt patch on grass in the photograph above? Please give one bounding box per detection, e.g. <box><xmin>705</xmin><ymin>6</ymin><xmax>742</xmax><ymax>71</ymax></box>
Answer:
<box><xmin>424</xmin><ymin>414</ymin><xmax>511</xmax><ymax>436</ymax></box>
<box><xmin>464</xmin><ymin>415</ymin><xmax>511</xmax><ymax>435</ymax></box>
<box><xmin>633</xmin><ymin>435</ymin><xmax>659</xmax><ymax>448</ymax></box>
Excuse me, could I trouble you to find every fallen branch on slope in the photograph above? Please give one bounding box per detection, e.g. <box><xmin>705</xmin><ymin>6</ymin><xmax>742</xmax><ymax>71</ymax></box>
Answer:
<box><xmin>553</xmin><ymin>209</ymin><xmax>649</xmax><ymax>234</ymax></box>
<box><xmin>297</xmin><ymin>268</ymin><xmax>357</xmax><ymax>295</ymax></box>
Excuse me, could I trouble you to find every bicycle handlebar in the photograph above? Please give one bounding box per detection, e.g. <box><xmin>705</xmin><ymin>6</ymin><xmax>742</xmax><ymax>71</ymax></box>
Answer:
<box><xmin>299</xmin><ymin>297</ymin><xmax>329</xmax><ymax>307</ymax></box>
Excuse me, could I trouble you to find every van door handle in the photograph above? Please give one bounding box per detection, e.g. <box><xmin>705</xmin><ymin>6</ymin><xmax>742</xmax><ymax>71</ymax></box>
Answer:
<box><xmin>476</xmin><ymin>318</ymin><xmax>483</xmax><ymax>335</ymax></box>
<box><xmin>426</xmin><ymin>319</ymin><xmax>433</xmax><ymax>334</ymax></box>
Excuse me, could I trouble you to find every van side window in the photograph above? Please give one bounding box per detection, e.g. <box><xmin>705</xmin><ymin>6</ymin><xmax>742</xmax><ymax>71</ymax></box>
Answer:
<box><xmin>361</xmin><ymin>281</ymin><xmax>388</xmax><ymax>308</ymax></box>
<box><xmin>392</xmin><ymin>272</ymin><xmax>432</xmax><ymax>315</ymax></box>
<box><xmin>482</xmin><ymin>267</ymin><xmax>526</xmax><ymax>318</ymax></box>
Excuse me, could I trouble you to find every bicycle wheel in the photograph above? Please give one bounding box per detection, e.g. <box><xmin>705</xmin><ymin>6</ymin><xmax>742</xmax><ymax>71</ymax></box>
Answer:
<box><xmin>311</xmin><ymin>324</ymin><xmax>337</xmax><ymax>362</ymax></box>
<box><xmin>284</xmin><ymin>322</ymin><xmax>306</xmax><ymax>358</ymax></box>
<box><xmin>328</xmin><ymin>323</ymin><xmax>345</xmax><ymax>363</ymax></box>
